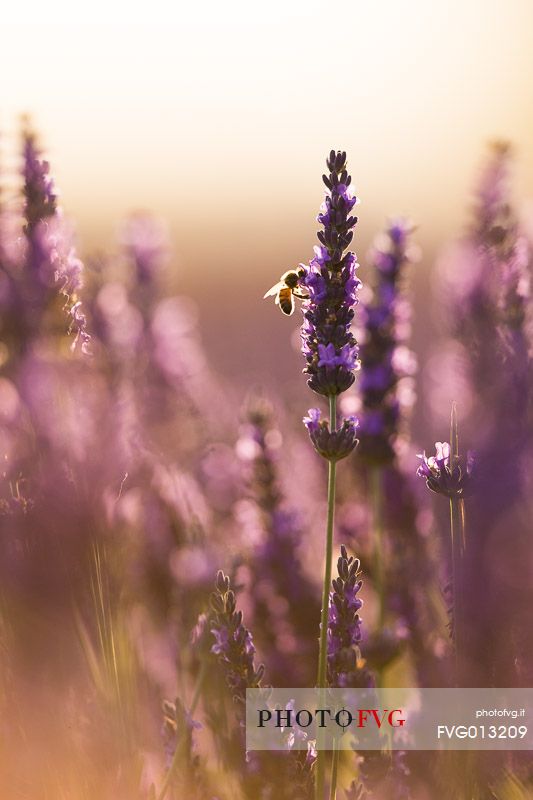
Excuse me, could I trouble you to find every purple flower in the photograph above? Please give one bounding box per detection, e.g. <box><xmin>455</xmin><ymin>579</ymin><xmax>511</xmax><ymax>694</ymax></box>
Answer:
<box><xmin>237</xmin><ymin>397</ymin><xmax>321</xmax><ymax>685</ymax></box>
<box><xmin>303</xmin><ymin>408</ymin><xmax>359</xmax><ymax>462</ymax></box>
<box><xmin>327</xmin><ymin>545</ymin><xmax>374</xmax><ymax>688</ymax></box>
<box><xmin>210</xmin><ymin>570</ymin><xmax>264</xmax><ymax>715</ymax></box>
<box><xmin>119</xmin><ymin>212</ymin><xmax>169</xmax><ymax>285</ymax></box>
<box><xmin>317</xmin><ymin>342</ymin><xmax>357</xmax><ymax>370</ymax></box>
<box><xmin>17</xmin><ymin>129</ymin><xmax>91</xmax><ymax>353</ymax></box>
<box><xmin>161</xmin><ymin>697</ymin><xmax>201</xmax><ymax>770</ymax></box>
<box><xmin>300</xmin><ymin>151</ymin><xmax>361</xmax><ymax>397</ymax></box>
<box><xmin>416</xmin><ymin>441</ymin><xmax>474</xmax><ymax>498</ymax></box>
<box><xmin>358</xmin><ymin>218</ymin><xmax>417</xmax><ymax>465</ymax></box>
<box><xmin>304</xmin><ymin>265</ymin><xmax>328</xmax><ymax>303</ymax></box>
<box><xmin>451</xmin><ymin>143</ymin><xmax>531</xmax><ymax>416</ymax></box>
<box><xmin>22</xmin><ymin>130</ymin><xmax>56</xmax><ymax>235</ymax></box>
<box><xmin>302</xmin><ymin>406</ymin><xmax>321</xmax><ymax>433</ymax></box>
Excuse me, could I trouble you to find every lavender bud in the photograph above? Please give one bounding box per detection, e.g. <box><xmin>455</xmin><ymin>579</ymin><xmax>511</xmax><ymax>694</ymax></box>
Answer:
<box><xmin>416</xmin><ymin>441</ymin><xmax>474</xmax><ymax>498</ymax></box>
<box><xmin>303</xmin><ymin>408</ymin><xmax>359</xmax><ymax>462</ymax></box>
<box><xmin>210</xmin><ymin>571</ymin><xmax>264</xmax><ymax>714</ymax></box>
<box><xmin>215</xmin><ymin>569</ymin><xmax>230</xmax><ymax>594</ymax></box>
<box><xmin>327</xmin><ymin>545</ymin><xmax>374</xmax><ymax>689</ymax></box>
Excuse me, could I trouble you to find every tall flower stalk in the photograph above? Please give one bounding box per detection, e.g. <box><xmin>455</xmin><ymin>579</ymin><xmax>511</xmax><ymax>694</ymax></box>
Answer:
<box><xmin>286</xmin><ymin>150</ymin><xmax>361</xmax><ymax>800</ymax></box>
<box><xmin>21</xmin><ymin>127</ymin><xmax>90</xmax><ymax>354</ymax></box>
<box><xmin>327</xmin><ymin>547</ymin><xmax>376</xmax><ymax>799</ymax></box>
<box><xmin>237</xmin><ymin>396</ymin><xmax>320</xmax><ymax>686</ymax></box>
<box><xmin>417</xmin><ymin>406</ymin><xmax>472</xmax><ymax>685</ymax></box>
<box><xmin>209</xmin><ymin>569</ymin><xmax>265</xmax><ymax>712</ymax></box>
<box><xmin>357</xmin><ymin>219</ymin><xmax>416</xmax><ymax>632</ymax></box>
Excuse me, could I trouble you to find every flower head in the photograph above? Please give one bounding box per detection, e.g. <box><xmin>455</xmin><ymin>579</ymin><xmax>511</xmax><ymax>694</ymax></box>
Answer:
<box><xmin>210</xmin><ymin>570</ymin><xmax>264</xmax><ymax>715</ymax></box>
<box><xmin>303</xmin><ymin>408</ymin><xmax>359</xmax><ymax>462</ymax></box>
<box><xmin>18</xmin><ymin>129</ymin><xmax>91</xmax><ymax>353</ymax></box>
<box><xmin>22</xmin><ymin>129</ymin><xmax>56</xmax><ymax>234</ymax></box>
<box><xmin>327</xmin><ymin>545</ymin><xmax>374</xmax><ymax>688</ymax></box>
<box><xmin>300</xmin><ymin>151</ymin><xmax>361</xmax><ymax>397</ymax></box>
<box><xmin>416</xmin><ymin>441</ymin><xmax>474</xmax><ymax>498</ymax></box>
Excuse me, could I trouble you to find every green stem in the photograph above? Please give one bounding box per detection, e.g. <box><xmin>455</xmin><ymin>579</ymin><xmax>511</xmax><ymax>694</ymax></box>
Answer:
<box><xmin>317</xmin><ymin>397</ymin><xmax>337</xmax><ymax>689</ymax></box>
<box><xmin>449</xmin><ymin>403</ymin><xmax>464</xmax><ymax>687</ymax></box>
<box><xmin>370</xmin><ymin>466</ymin><xmax>386</xmax><ymax>632</ymax></box>
<box><xmin>315</xmin><ymin>395</ymin><xmax>338</xmax><ymax>800</ymax></box>
<box><xmin>329</xmin><ymin>742</ymin><xmax>339</xmax><ymax>800</ymax></box>
<box><xmin>157</xmin><ymin>659</ymin><xmax>208</xmax><ymax>800</ymax></box>
<box><xmin>449</xmin><ymin>499</ymin><xmax>458</xmax><ymax>681</ymax></box>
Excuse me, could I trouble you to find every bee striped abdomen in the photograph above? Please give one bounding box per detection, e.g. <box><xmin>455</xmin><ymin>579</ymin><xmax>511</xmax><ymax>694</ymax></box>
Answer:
<box><xmin>278</xmin><ymin>287</ymin><xmax>295</xmax><ymax>315</ymax></box>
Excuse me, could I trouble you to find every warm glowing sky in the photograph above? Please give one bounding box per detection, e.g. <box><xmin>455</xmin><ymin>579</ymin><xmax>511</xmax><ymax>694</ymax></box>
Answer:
<box><xmin>1</xmin><ymin>1</ymin><xmax>533</xmax><ymax>388</ymax></box>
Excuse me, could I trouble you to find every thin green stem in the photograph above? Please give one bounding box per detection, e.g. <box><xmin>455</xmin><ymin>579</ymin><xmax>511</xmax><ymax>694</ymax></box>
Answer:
<box><xmin>317</xmin><ymin>429</ymin><xmax>337</xmax><ymax>684</ymax></box>
<box><xmin>449</xmin><ymin>402</ymin><xmax>465</xmax><ymax>687</ymax></box>
<box><xmin>449</xmin><ymin>498</ymin><xmax>461</xmax><ymax>686</ymax></box>
<box><xmin>315</xmin><ymin>394</ymin><xmax>338</xmax><ymax>800</ymax></box>
<box><xmin>189</xmin><ymin>660</ymin><xmax>206</xmax><ymax>716</ymax></box>
<box><xmin>370</xmin><ymin>467</ymin><xmax>386</xmax><ymax>632</ymax></box>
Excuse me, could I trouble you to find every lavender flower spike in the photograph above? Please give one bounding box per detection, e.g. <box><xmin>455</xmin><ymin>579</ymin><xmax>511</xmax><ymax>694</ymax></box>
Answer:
<box><xmin>22</xmin><ymin>129</ymin><xmax>56</xmax><ymax>235</ymax></box>
<box><xmin>416</xmin><ymin>441</ymin><xmax>474</xmax><ymax>498</ymax></box>
<box><xmin>358</xmin><ymin>217</ymin><xmax>417</xmax><ymax>465</ymax></box>
<box><xmin>327</xmin><ymin>545</ymin><xmax>373</xmax><ymax>688</ymax></box>
<box><xmin>210</xmin><ymin>570</ymin><xmax>264</xmax><ymax>713</ymax></box>
<box><xmin>303</xmin><ymin>408</ymin><xmax>359</xmax><ymax>462</ymax></box>
<box><xmin>300</xmin><ymin>150</ymin><xmax>361</xmax><ymax>397</ymax></box>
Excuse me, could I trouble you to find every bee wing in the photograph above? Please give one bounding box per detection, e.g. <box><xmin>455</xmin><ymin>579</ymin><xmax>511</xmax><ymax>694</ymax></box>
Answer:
<box><xmin>263</xmin><ymin>282</ymin><xmax>284</xmax><ymax>299</ymax></box>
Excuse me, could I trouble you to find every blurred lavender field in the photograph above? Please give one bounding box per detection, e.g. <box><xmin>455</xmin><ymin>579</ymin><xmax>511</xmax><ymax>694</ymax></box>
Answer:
<box><xmin>0</xmin><ymin>128</ymin><xmax>532</xmax><ymax>800</ymax></box>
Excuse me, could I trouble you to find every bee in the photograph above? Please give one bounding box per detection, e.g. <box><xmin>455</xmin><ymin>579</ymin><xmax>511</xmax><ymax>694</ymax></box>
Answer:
<box><xmin>263</xmin><ymin>267</ymin><xmax>308</xmax><ymax>316</ymax></box>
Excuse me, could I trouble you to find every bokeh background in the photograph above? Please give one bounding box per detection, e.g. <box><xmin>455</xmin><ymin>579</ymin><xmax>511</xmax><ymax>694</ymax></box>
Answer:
<box><xmin>1</xmin><ymin>3</ymin><xmax>533</xmax><ymax>798</ymax></box>
<box><xmin>2</xmin><ymin>0</ymin><xmax>533</xmax><ymax>397</ymax></box>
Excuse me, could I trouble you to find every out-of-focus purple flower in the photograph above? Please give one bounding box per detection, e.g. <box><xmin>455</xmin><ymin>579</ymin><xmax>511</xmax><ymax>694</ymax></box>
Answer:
<box><xmin>473</xmin><ymin>141</ymin><xmax>512</xmax><ymax>242</ymax></box>
<box><xmin>416</xmin><ymin>441</ymin><xmax>474</xmax><ymax>498</ymax></box>
<box><xmin>358</xmin><ymin>218</ymin><xmax>417</xmax><ymax>465</ymax></box>
<box><xmin>450</xmin><ymin>142</ymin><xmax>531</xmax><ymax>426</ymax></box>
<box><xmin>119</xmin><ymin>212</ymin><xmax>169</xmax><ymax>285</ymax></box>
<box><xmin>44</xmin><ymin>217</ymin><xmax>91</xmax><ymax>353</ymax></box>
<box><xmin>300</xmin><ymin>151</ymin><xmax>361</xmax><ymax>397</ymax></box>
<box><xmin>210</xmin><ymin>570</ymin><xmax>264</xmax><ymax>714</ymax></box>
<box><xmin>278</xmin><ymin>699</ymin><xmax>317</xmax><ymax>798</ymax></box>
<box><xmin>22</xmin><ymin>131</ymin><xmax>58</xmax><ymax>292</ymax></box>
<box><xmin>303</xmin><ymin>408</ymin><xmax>358</xmax><ymax>462</ymax></box>
<box><xmin>19</xmin><ymin>129</ymin><xmax>91</xmax><ymax>353</ymax></box>
<box><xmin>237</xmin><ymin>397</ymin><xmax>320</xmax><ymax>685</ymax></box>
<box><xmin>434</xmin><ymin>145</ymin><xmax>533</xmax><ymax>690</ymax></box>
<box><xmin>327</xmin><ymin>545</ymin><xmax>373</xmax><ymax>688</ymax></box>
<box><xmin>22</xmin><ymin>130</ymin><xmax>56</xmax><ymax>234</ymax></box>
<box><xmin>161</xmin><ymin>697</ymin><xmax>201</xmax><ymax>770</ymax></box>
<box><xmin>96</xmin><ymin>282</ymin><xmax>144</xmax><ymax>355</ymax></box>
